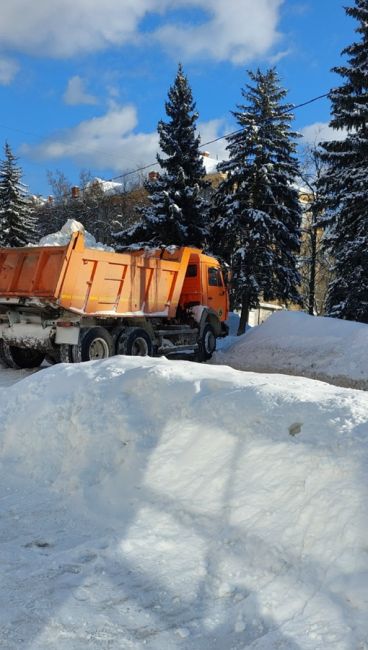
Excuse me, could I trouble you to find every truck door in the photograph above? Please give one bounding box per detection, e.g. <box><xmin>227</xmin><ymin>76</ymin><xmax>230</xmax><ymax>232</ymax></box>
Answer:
<box><xmin>206</xmin><ymin>265</ymin><xmax>228</xmax><ymax>321</ymax></box>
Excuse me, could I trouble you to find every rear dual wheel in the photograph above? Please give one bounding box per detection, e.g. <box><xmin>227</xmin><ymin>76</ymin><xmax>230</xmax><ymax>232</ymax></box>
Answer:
<box><xmin>115</xmin><ymin>327</ymin><xmax>153</xmax><ymax>357</ymax></box>
<box><xmin>60</xmin><ymin>327</ymin><xmax>114</xmax><ymax>363</ymax></box>
<box><xmin>0</xmin><ymin>340</ymin><xmax>45</xmax><ymax>369</ymax></box>
<box><xmin>59</xmin><ymin>326</ymin><xmax>153</xmax><ymax>363</ymax></box>
<box><xmin>79</xmin><ymin>327</ymin><xmax>114</xmax><ymax>361</ymax></box>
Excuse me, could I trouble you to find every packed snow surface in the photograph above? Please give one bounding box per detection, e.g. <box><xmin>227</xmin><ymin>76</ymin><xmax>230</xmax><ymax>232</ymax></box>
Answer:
<box><xmin>1</xmin><ymin>356</ymin><xmax>368</xmax><ymax>649</ymax></box>
<box><xmin>0</xmin><ymin>363</ymin><xmax>36</xmax><ymax>387</ymax></box>
<box><xmin>213</xmin><ymin>310</ymin><xmax>368</xmax><ymax>390</ymax></box>
<box><xmin>38</xmin><ymin>219</ymin><xmax>114</xmax><ymax>251</ymax></box>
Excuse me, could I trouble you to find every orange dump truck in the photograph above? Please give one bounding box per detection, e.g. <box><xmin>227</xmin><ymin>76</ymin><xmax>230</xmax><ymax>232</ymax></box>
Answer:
<box><xmin>0</xmin><ymin>232</ymin><xmax>229</xmax><ymax>368</ymax></box>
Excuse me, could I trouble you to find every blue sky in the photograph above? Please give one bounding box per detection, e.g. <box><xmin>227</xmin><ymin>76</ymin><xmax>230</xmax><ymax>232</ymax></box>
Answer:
<box><xmin>0</xmin><ymin>0</ymin><xmax>357</xmax><ymax>197</ymax></box>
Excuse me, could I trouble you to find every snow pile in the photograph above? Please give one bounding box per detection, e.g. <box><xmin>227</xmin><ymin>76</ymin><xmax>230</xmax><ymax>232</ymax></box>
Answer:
<box><xmin>225</xmin><ymin>310</ymin><xmax>241</xmax><ymax>335</ymax></box>
<box><xmin>213</xmin><ymin>310</ymin><xmax>368</xmax><ymax>390</ymax></box>
<box><xmin>87</xmin><ymin>177</ymin><xmax>124</xmax><ymax>196</ymax></box>
<box><xmin>217</xmin><ymin>311</ymin><xmax>246</xmax><ymax>352</ymax></box>
<box><xmin>201</xmin><ymin>154</ymin><xmax>221</xmax><ymax>174</ymax></box>
<box><xmin>1</xmin><ymin>356</ymin><xmax>368</xmax><ymax>649</ymax></box>
<box><xmin>38</xmin><ymin>219</ymin><xmax>114</xmax><ymax>251</ymax></box>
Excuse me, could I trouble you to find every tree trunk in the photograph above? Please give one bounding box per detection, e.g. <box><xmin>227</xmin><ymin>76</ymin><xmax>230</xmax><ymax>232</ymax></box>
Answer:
<box><xmin>237</xmin><ymin>294</ymin><xmax>250</xmax><ymax>335</ymax></box>
<box><xmin>229</xmin><ymin>287</ymin><xmax>236</xmax><ymax>312</ymax></box>
<box><xmin>308</xmin><ymin>210</ymin><xmax>318</xmax><ymax>315</ymax></box>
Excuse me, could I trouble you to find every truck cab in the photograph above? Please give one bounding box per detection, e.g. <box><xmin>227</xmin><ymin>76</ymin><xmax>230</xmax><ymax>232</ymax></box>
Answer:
<box><xmin>180</xmin><ymin>252</ymin><xmax>229</xmax><ymax>322</ymax></box>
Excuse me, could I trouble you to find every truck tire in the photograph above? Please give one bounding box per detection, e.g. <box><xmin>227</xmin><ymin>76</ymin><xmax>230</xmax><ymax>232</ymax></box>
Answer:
<box><xmin>59</xmin><ymin>344</ymin><xmax>74</xmax><ymax>363</ymax></box>
<box><xmin>197</xmin><ymin>323</ymin><xmax>216</xmax><ymax>362</ymax></box>
<box><xmin>77</xmin><ymin>327</ymin><xmax>114</xmax><ymax>362</ymax></box>
<box><xmin>116</xmin><ymin>327</ymin><xmax>153</xmax><ymax>357</ymax></box>
<box><xmin>0</xmin><ymin>340</ymin><xmax>45</xmax><ymax>369</ymax></box>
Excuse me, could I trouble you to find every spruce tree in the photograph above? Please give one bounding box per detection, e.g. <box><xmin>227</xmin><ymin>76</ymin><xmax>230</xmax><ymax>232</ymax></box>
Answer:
<box><xmin>115</xmin><ymin>64</ymin><xmax>209</xmax><ymax>249</ymax></box>
<box><xmin>0</xmin><ymin>142</ymin><xmax>38</xmax><ymax>246</ymax></box>
<box><xmin>318</xmin><ymin>0</ymin><xmax>368</xmax><ymax>322</ymax></box>
<box><xmin>212</xmin><ymin>68</ymin><xmax>302</xmax><ymax>333</ymax></box>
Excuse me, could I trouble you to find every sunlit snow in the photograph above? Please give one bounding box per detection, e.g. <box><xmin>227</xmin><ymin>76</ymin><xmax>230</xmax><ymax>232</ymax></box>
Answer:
<box><xmin>1</xmin><ymin>349</ymin><xmax>368</xmax><ymax>649</ymax></box>
<box><xmin>213</xmin><ymin>310</ymin><xmax>368</xmax><ymax>390</ymax></box>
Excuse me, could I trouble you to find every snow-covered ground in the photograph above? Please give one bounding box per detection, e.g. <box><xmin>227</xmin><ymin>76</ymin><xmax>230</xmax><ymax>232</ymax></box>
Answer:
<box><xmin>0</xmin><ymin>362</ymin><xmax>37</xmax><ymax>387</ymax></box>
<box><xmin>213</xmin><ymin>310</ymin><xmax>368</xmax><ymax>390</ymax></box>
<box><xmin>1</xmin><ymin>355</ymin><xmax>368</xmax><ymax>649</ymax></box>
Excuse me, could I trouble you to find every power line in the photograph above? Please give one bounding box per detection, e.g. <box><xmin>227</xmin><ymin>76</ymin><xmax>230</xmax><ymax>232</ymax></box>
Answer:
<box><xmin>0</xmin><ymin>91</ymin><xmax>330</xmax><ymax>182</ymax></box>
<box><xmin>108</xmin><ymin>92</ymin><xmax>330</xmax><ymax>182</ymax></box>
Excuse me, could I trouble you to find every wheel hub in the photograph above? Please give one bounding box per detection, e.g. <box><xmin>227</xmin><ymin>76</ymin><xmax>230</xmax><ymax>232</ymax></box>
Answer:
<box><xmin>131</xmin><ymin>337</ymin><xmax>149</xmax><ymax>356</ymax></box>
<box><xmin>88</xmin><ymin>338</ymin><xmax>110</xmax><ymax>359</ymax></box>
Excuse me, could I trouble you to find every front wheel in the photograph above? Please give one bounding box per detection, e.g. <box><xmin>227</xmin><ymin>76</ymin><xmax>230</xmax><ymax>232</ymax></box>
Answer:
<box><xmin>0</xmin><ymin>340</ymin><xmax>45</xmax><ymax>369</ymax></box>
<box><xmin>197</xmin><ymin>324</ymin><xmax>216</xmax><ymax>362</ymax></box>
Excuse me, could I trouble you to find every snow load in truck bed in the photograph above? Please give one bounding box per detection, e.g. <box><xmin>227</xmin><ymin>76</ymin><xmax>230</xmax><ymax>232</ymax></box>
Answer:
<box><xmin>36</xmin><ymin>219</ymin><xmax>114</xmax><ymax>251</ymax></box>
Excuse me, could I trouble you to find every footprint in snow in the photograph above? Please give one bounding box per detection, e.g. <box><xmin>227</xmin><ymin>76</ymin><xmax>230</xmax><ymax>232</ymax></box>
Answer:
<box><xmin>24</xmin><ymin>539</ymin><xmax>53</xmax><ymax>549</ymax></box>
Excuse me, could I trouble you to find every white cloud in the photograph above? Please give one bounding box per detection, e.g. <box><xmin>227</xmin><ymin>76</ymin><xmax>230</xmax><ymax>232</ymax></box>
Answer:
<box><xmin>22</xmin><ymin>105</ymin><xmax>229</xmax><ymax>179</ymax></box>
<box><xmin>301</xmin><ymin>121</ymin><xmax>349</xmax><ymax>145</ymax></box>
<box><xmin>269</xmin><ymin>47</ymin><xmax>292</xmax><ymax>64</ymax></box>
<box><xmin>154</xmin><ymin>0</ymin><xmax>284</xmax><ymax>64</ymax></box>
<box><xmin>63</xmin><ymin>76</ymin><xmax>98</xmax><ymax>105</ymax></box>
<box><xmin>21</xmin><ymin>104</ymin><xmax>159</xmax><ymax>173</ymax></box>
<box><xmin>0</xmin><ymin>0</ymin><xmax>284</xmax><ymax>63</ymax></box>
<box><xmin>0</xmin><ymin>57</ymin><xmax>19</xmax><ymax>84</ymax></box>
<box><xmin>0</xmin><ymin>0</ymin><xmax>156</xmax><ymax>58</ymax></box>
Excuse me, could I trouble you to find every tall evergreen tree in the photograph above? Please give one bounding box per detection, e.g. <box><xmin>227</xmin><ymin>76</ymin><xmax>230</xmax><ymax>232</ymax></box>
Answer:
<box><xmin>115</xmin><ymin>64</ymin><xmax>209</xmax><ymax>249</ymax></box>
<box><xmin>318</xmin><ymin>0</ymin><xmax>368</xmax><ymax>322</ymax></box>
<box><xmin>212</xmin><ymin>68</ymin><xmax>302</xmax><ymax>333</ymax></box>
<box><xmin>0</xmin><ymin>142</ymin><xmax>38</xmax><ymax>246</ymax></box>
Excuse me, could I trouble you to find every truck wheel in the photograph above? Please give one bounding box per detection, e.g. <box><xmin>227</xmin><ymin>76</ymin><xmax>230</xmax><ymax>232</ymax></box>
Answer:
<box><xmin>0</xmin><ymin>340</ymin><xmax>45</xmax><ymax>369</ymax></box>
<box><xmin>45</xmin><ymin>351</ymin><xmax>60</xmax><ymax>365</ymax></box>
<box><xmin>197</xmin><ymin>324</ymin><xmax>216</xmax><ymax>362</ymax></box>
<box><xmin>116</xmin><ymin>327</ymin><xmax>153</xmax><ymax>357</ymax></box>
<box><xmin>0</xmin><ymin>340</ymin><xmax>9</xmax><ymax>367</ymax></box>
<box><xmin>59</xmin><ymin>344</ymin><xmax>74</xmax><ymax>363</ymax></box>
<box><xmin>78</xmin><ymin>327</ymin><xmax>114</xmax><ymax>362</ymax></box>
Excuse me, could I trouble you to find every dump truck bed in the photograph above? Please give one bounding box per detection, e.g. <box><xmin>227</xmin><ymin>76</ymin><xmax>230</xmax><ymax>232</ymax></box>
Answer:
<box><xmin>0</xmin><ymin>233</ymin><xmax>196</xmax><ymax>318</ymax></box>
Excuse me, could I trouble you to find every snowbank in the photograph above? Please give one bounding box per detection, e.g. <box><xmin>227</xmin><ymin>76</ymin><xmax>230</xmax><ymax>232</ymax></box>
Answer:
<box><xmin>216</xmin><ymin>312</ymin><xmax>241</xmax><ymax>351</ymax></box>
<box><xmin>213</xmin><ymin>310</ymin><xmax>368</xmax><ymax>390</ymax></box>
<box><xmin>38</xmin><ymin>219</ymin><xmax>114</xmax><ymax>251</ymax></box>
<box><xmin>1</xmin><ymin>356</ymin><xmax>368</xmax><ymax>648</ymax></box>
